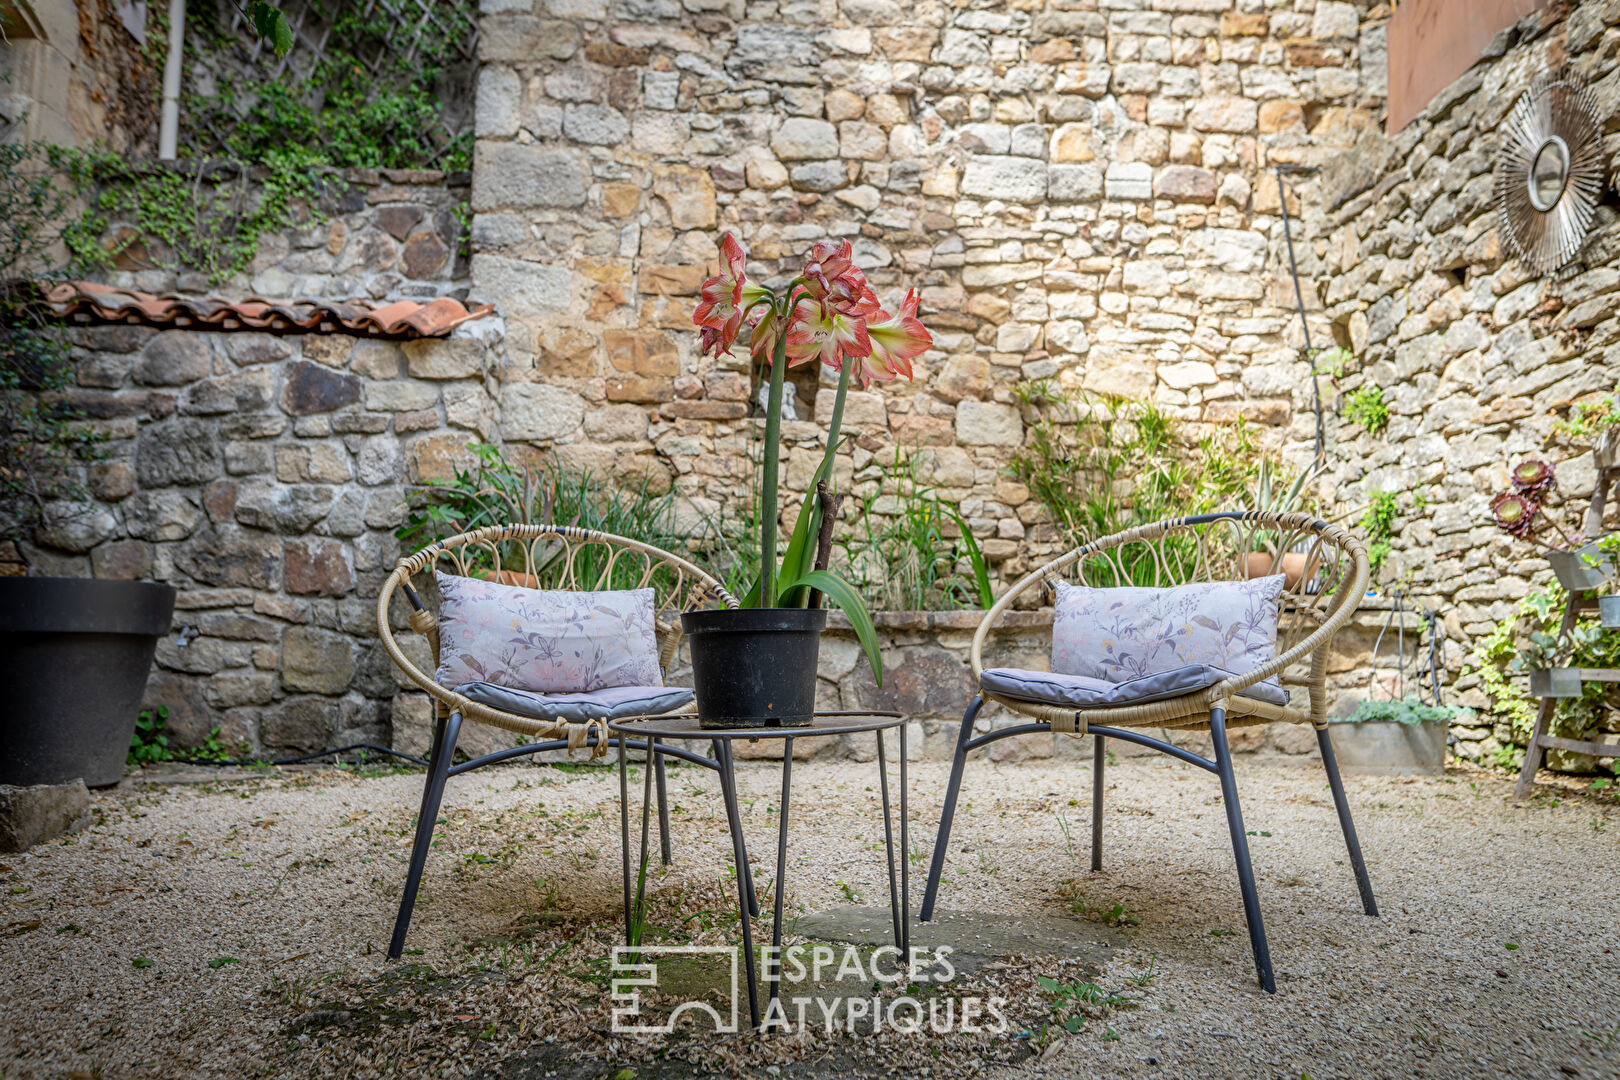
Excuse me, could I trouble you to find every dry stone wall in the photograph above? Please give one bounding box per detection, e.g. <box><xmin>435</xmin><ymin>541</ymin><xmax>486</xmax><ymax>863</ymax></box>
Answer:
<box><xmin>1306</xmin><ymin>1</ymin><xmax>1620</xmax><ymax>764</ymax></box>
<box><xmin>467</xmin><ymin>0</ymin><xmax>1389</xmax><ymax>581</ymax></box>
<box><xmin>27</xmin><ymin>172</ymin><xmax>502</xmax><ymax>760</ymax></box>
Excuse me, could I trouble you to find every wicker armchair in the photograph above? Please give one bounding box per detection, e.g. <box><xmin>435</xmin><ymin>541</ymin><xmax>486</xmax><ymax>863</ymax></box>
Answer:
<box><xmin>920</xmin><ymin>511</ymin><xmax>1375</xmax><ymax>993</ymax></box>
<box><xmin>376</xmin><ymin>524</ymin><xmax>742</xmax><ymax>959</ymax></box>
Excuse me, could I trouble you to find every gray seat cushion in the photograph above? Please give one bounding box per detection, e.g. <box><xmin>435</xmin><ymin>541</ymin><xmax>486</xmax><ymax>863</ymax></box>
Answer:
<box><xmin>980</xmin><ymin>664</ymin><xmax>1288</xmax><ymax>710</ymax></box>
<box><xmin>453</xmin><ymin>682</ymin><xmax>694</xmax><ymax>723</ymax></box>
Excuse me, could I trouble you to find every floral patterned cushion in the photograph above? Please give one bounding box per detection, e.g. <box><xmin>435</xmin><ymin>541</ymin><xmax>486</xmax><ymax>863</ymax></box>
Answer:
<box><xmin>1052</xmin><ymin>576</ymin><xmax>1286</xmax><ymax>685</ymax></box>
<box><xmin>432</xmin><ymin>572</ymin><xmax>662</xmax><ymax>693</ymax></box>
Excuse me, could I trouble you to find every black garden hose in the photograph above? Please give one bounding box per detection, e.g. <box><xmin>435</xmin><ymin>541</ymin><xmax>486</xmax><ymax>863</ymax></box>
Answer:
<box><xmin>165</xmin><ymin>742</ymin><xmax>429</xmax><ymax>769</ymax></box>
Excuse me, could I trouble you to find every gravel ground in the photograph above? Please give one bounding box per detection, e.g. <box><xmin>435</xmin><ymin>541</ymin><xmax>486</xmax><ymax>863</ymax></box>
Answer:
<box><xmin>0</xmin><ymin>751</ymin><xmax>1616</xmax><ymax>1080</ymax></box>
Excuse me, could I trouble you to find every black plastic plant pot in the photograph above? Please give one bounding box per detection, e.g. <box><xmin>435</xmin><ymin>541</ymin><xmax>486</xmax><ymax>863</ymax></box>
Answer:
<box><xmin>681</xmin><ymin>607</ymin><xmax>827</xmax><ymax>729</ymax></box>
<box><xmin>0</xmin><ymin>577</ymin><xmax>176</xmax><ymax>787</ymax></box>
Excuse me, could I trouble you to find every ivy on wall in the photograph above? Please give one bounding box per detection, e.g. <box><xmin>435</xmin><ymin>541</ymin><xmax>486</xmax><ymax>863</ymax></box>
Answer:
<box><xmin>60</xmin><ymin>0</ymin><xmax>474</xmax><ymax>286</ymax></box>
<box><xmin>182</xmin><ymin>0</ymin><xmax>475</xmax><ymax>172</ymax></box>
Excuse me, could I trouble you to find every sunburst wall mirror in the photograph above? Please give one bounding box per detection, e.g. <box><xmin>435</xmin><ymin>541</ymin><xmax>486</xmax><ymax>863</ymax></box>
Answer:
<box><xmin>1494</xmin><ymin>73</ymin><xmax>1606</xmax><ymax>276</ymax></box>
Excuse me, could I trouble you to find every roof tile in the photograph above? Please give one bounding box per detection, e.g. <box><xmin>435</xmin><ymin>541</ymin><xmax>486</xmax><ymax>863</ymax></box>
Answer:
<box><xmin>35</xmin><ymin>280</ymin><xmax>493</xmax><ymax>341</ymax></box>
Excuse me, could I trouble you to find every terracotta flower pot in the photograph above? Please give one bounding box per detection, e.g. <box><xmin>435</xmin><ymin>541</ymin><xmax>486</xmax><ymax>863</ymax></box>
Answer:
<box><xmin>1245</xmin><ymin>550</ymin><xmax>1317</xmax><ymax>589</ymax></box>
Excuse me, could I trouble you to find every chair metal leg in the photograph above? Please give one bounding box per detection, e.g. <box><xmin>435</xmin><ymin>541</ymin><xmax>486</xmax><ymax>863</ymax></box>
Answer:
<box><xmin>1209</xmin><ymin>707</ymin><xmax>1275</xmax><ymax>994</ymax></box>
<box><xmin>388</xmin><ymin>711</ymin><xmax>462</xmax><ymax>960</ymax></box>
<box><xmin>921</xmin><ymin>696</ymin><xmax>982</xmax><ymax>922</ymax></box>
<box><xmin>715</xmin><ymin>740</ymin><xmax>758</xmax><ymax>918</ymax></box>
<box><xmin>1315</xmin><ymin>725</ymin><xmax>1379</xmax><ymax>917</ymax></box>
<box><xmin>1091</xmin><ymin>733</ymin><xmax>1105</xmax><ymax>872</ymax></box>
<box><xmin>653</xmin><ymin>737</ymin><xmax>672</xmax><ymax>866</ymax></box>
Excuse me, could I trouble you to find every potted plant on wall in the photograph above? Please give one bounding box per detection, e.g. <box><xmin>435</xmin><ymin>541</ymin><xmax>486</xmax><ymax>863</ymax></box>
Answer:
<box><xmin>0</xmin><ymin>144</ymin><xmax>176</xmax><ymax>788</ymax></box>
<box><xmin>683</xmin><ymin>236</ymin><xmax>932</xmax><ymax>727</ymax></box>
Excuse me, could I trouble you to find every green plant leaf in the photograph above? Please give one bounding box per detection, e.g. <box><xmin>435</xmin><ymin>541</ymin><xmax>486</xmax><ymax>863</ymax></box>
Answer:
<box><xmin>951</xmin><ymin>508</ymin><xmax>994</xmax><ymax>609</ymax></box>
<box><xmin>777</xmin><ymin>568</ymin><xmax>882</xmax><ymax>687</ymax></box>
<box><xmin>248</xmin><ymin>2</ymin><xmax>296</xmax><ymax>58</ymax></box>
<box><xmin>742</xmin><ymin>434</ymin><xmax>850</xmax><ymax>608</ymax></box>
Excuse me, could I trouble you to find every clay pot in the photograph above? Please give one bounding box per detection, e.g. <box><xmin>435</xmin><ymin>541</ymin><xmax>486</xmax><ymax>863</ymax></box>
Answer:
<box><xmin>1244</xmin><ymin>551</ymin><xmax>1316</xmax><ymax>590</ymax></box>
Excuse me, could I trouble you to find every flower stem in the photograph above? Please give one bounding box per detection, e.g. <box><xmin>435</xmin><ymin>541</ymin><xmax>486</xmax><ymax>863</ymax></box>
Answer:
<box><xmin>758</xmin><ymin>315</ymin><xmax>790</xmax><ymax>608</ymax></box>
<box><xmin>819</xmin><ymin>359</ymin><xmax>852</xmax><ymax>478</ymax></box>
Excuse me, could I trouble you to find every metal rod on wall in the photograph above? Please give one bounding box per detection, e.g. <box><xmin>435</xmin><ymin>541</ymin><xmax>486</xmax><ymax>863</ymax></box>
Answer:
<box><xmin>1276</xmin><ymin>163</ymin><xmax>1324</xmax><ymax>461</ymax></box>
<box><xmin>159</xmin><ymin>0</ymin><xmax>187</xmax><ymax>159</ymax></box>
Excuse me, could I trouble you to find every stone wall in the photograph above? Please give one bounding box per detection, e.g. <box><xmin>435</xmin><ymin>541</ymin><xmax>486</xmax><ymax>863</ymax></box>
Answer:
<box><xmin>25</xmin><ymin>169</ymin><xmax>496</xmax><ymax>759</ymax></box>
<box><xmin>465</xmin><ymin>0</ymin><xmax>1389</xmax><ymax>585</ymax></box>
<box><xmin>1306</xmin><ymin>0</ymin><xmax>1620</xmax><ymax>764</ymax></box>
<box><xmin>93</xmin><ymin>167</ymin><xmax>471</xmax><ymax>302</ymax></box>
<box><xmin>35</xmin><ymin>0</ymin><xmax>1620</xmax><ymax>768</ymax></box>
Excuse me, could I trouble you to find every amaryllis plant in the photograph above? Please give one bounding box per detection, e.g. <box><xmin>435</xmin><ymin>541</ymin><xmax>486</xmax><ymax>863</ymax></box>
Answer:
<box><xmin>694</xmin><ymin>235</ymin><xmax>932</xmax><ymax>681</ymax></box>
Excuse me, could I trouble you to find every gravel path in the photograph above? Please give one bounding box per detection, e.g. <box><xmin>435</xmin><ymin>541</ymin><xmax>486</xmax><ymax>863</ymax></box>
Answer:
<box><xmin>0</xmin><ymin>753</ymin><xmax>1616</xmax><ymax>1079</ymax></box>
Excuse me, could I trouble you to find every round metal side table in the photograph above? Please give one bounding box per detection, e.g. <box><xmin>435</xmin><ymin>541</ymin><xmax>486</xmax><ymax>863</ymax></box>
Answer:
<box><xmin>608</xmin><ymin>711</ymin><xmax>910</xmax><ymax>1030</ymax></box>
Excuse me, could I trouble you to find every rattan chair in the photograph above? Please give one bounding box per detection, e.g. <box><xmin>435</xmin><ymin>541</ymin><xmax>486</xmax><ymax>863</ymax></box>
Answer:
<box><xmin>920</xmin><ymin>511</ymin><xmax>1376</xmax><ymax>993</ymax></box>
<box><xmin>376</xmin><ymin>523</ymin><xmax>743</xmax><ymax>959</ymax></box>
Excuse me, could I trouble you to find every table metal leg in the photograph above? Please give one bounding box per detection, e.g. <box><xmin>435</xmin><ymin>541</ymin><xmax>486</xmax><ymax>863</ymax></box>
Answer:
<box><xmin>653</xmin><ymin>737</ymin><xmax>672</xmax><ymax>865</ymax></box>
<box><xmin>632</xmin><ymin>738</ymin><xmax>655</xmax><ymax>947</ymax></box>
<box><xmin>768</xmin><ymin>736</ymin><xmax>794</xmax><ymax>1027</ymax></box>
<box><xmin>877</xmin><ymin>731</ymin><xmax>902</xmax><ymax>948</ymax></box>
<box><xmin>618</xmin><ymin>739</ymin><xmax>632</xmax><ymax>947</ymax></box>
<box><xmin>716</xmin><ymin>740</ymin><xmax>760</xmax><ymax>1028</ymax></box>
<box><xmin>715</xmin><ymin>739</ymin><xmax>759</xmax><ymax>918</ymax></box>
<box><xmin>900</xmin><ymin>722</ymin><xmax>910</xmax><ymax>958</ymax></box>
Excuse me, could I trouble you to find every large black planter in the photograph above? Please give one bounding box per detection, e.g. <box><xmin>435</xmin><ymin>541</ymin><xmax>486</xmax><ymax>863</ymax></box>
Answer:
<box><xmin>681</xmin><ymin>607</ymin><xmax>826</xmax><ymax>729</ymax></box>
<box><xmin>0</xmin><ymin>578</ymin><xmax>176</xmax><ymax>787</ymax></box>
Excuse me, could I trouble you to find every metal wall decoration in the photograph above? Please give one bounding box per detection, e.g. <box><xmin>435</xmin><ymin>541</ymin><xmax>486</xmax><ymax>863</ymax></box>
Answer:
<box><xmin>1494</xmin><ymin>73</ymin><xmax>1606</xmax><ymax>276</ymax></box>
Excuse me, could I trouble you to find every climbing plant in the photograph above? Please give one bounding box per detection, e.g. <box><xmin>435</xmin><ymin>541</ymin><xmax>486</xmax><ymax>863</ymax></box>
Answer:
<box><xmin>56</xmin><ymin>147</ymin><xmax>325</xmax><ymax>286</ymax></box>
<box><xmin>0</xmin><ymin>144</ymin><xmax>105</xmax><ymax>543</ymax></box>
<box><xmin>58</xmin><ymin>0</ymin><xmax>474</xmax><ymax>286</ymax></box>
<box><xmin>1463</xmin><ymin>584</ymin><xmax>1619</xmax><ymax>772</ymax></box>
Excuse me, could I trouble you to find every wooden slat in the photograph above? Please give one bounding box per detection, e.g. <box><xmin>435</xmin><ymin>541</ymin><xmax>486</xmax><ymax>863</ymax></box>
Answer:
<box><xmin>1575</xmin><ymin>668</ymin><xmax>1620</xmax><ymax>682</ymax></box>
<box><xmin>1534</xmin><ymin>734</ymin><xmax>1620</xmax><ymax>758</ymax></box>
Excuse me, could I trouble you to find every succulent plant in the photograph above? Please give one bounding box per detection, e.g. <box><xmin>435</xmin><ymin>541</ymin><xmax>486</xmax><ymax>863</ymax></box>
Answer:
<box><xmin>1491</xmin><ymin>491</ymin><xmax>1540</xmax><ymax>538</ymax></box>
<box><xmin>1510</xmin><ymin>458</ymin><xmax>1556</xmax><ymax>500</ymax></box>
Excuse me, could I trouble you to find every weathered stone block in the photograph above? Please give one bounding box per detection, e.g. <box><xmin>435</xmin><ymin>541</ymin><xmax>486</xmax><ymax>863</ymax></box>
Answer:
<box><xmin>285</xmin><ymin>537</ymin><xmax>355</xmax><ymax>597</ymax></box>
<box><xmin>365</xmin><ymin>380</ymin><xmax>439</xmax><ymax>413</ymax></box>
<box><xmin>135</xmin><ymin>418</ymin><xmax>220</xmax><ymax>487</ymax></box>
<box><xmin>501</xmin><ymin>382</ymin><xmax>586</xmax><ymax>442</ymax></box>
<box><xmin>177</xmin><ymin>528</ymin><xmax>282</xmax><ymax>589</ymax></box>
<box><xmin>262</xmin><ymin>697</ymin><xmax>340</xmax><ymax>752</ymax></box>
<box><xmin>281</xmin><ymin>361</ymin><xmax>362</xmax><ymax>416</ymax></box>
<box><xmin>956</xmin><ymin>400</ymin><xmax>1023</xmax><ymax>446</ymax></box>
<box><xmin>135</xmin><ymin>331</ymin><xmax>213</xmax><ymax>386</ymax></box>
<box><xmin>91</xmin><ymin>539</ymin><xmax>153</xmax><ymax>580</ymax></box>
<box><xmin>604</xmin><ymin>329</ymin><xmax>678</xmax><ymax>377</ymax></box>
<box><xmin>1154</xmin><ymin>164</ymin><xmax>1217</xmax><ymax>203</ymax></box>
<box><xmin>232</xmin><ymin>483</ymin><xmax>336</xmax><ymax>533</ymax></box>
<box><xmin>472</xmin><ymin>255</ymin><xmax>574</xmax><ymax>315</ymax></box>
<box><xmin>1048</xmin><ymin>164</ymin><xmax>1103</xmax><ymax>202</ymax></box>
<box><xmin>1188</xmin><ymin>96</ymin><xmax>1259</xmax><ymax>133</ymax></box>
<box><xmin>124</xmin><ymin>491</ymin><xmax>204</xmax><ymax>544</ymax></box>
<box><xmin>471</xmin><ymin>144</ymin><xmax>589</xmax><ymax>211</ymax></box>
<box><xmin>478</xmin><ymin>15</ymin><xmax>580</xmax><ymax>62</ymax></box>
<box><xmin>280</xmin><ymin>627</ymin><xmax>356</xmax><ymax>695</ymax></box>
<box><xmin>1104</xmin><ymin>161</ymin><xmax>1153</xmax><ymax>200</ymax></box>
<box><xmin>0</xmin><ymin>781</ymin><xmax>89</xmax><ymax>852</ymax></box>
<box><xmin>771</xmin><ymin>117</ymin><xmax>838</xmax><ymax>161</ymax></box>
<box><xmin>961</xmin><ymin>156</ymin><xmax>1047</xmax><ymax>203</ymax></box>
<box><xmin>403</xmin><ymin>338</ymin><xmax>484</xmax><ymax>380</ymax></box>
<box><xmin>650</xmin><ymin>164</ymin><xmax>717</xmax><ymax>230</ymax></box>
